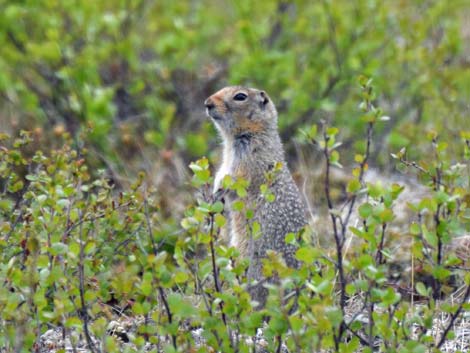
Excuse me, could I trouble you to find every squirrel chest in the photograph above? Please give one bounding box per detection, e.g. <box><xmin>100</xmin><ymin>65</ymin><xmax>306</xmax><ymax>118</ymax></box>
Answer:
<box><xmin>205</xmin><ymin>86</ymin><xmax>307</xmax><ymax>262</ymax></box>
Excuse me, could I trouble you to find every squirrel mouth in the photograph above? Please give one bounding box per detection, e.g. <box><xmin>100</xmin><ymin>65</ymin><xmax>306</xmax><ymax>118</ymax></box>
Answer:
<box><xmin>207</xmin><ymin>109</ymin><xmax>223</xmax><ymax>121</ymax></box>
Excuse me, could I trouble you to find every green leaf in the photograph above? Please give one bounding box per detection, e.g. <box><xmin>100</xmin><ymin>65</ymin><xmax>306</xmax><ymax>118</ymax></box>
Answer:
<box><xmin>354</xmin><ymin>154</ymin><xmax>364</xmax><ymax>163</ymax></box>
<box><xmin>295</xmin><ymin>246</ymin><xmax>318</xmax><ymax>263</ymax></box>
<box><xmin>214</xmin><ymin>213</ymin><xmax>226</xmax><ymax>227</ymax></box>
<box><xmin>174</xmin><ymin>271</ymin><xmax>189</xmax><ymax>284</ymax></box>
<box><xmin>347</xmin><ymin>179</ymin><xmax>361</xmax><ymax>193</ymax></box>
<box><xmin>349</xmin><ymin>227</ymin><xmax>364</xmax><ymax>237</ymax></box>
<box><xmin>422</xmin><ymin>224</ymin><xmax>437</xmax><ymax>247</ymax></box>
<box><xmin>51</xmin><ymin>242</ymin><xmax>68</xmax><ymax>255</ymax></box>
<box><xmin>265</xmin><ymin>192</ymin><xmax>275</xmax><ymax>202</ymax></box>
<box><xmin>415</xmin><ymin>282</ymin><xmax>429</xmax><ymax>297</ymax></box>
<box><xmin>358</xmin><ymin>203</ymin><xmax>373</xmax><ymax>218</ymax></box>
<box><xmin>378</xmin><ymin>208</ymin><xmax>394</xmax><ymax>223</ymax></box>
<box><xmin>252</xmin><ymin>221</ymin><xmax>261</xmax><ymax>239</ymax></box>
<box><xmin>167</xmin><ymin>293</ymin><xmax>196</xmax><ymax>318</ymax></box>
<box><xmin>330</xmin><ymin>150</ymin><xmax>340</xmax><ymax>163</ymax></box>
<box><xmin>432</xmin><ymin>266</ymin><xmax>451</xmax><ymax>281</ymax></box>
<box><xmin>308</xmin><ymin>124</ymin><xmax>318</xmax><ymax>139</ymax></box>
<box><xmin>326</xmin><ymin>127</ymin><xmax>339</xmax><ymax>136</ymax></box>
<box><xmin>210</xmin><ymin>201</ymin><xmax>224</xmax><ymax>213</ymax></box>
<box><xmin>232</xmin><ymin>200</ymin><xmax>244</xmax><ymax>211</ymax></box>
<box><xmin>140</xmin><ymin>282</ymin><xmax>152</xmax><ymax>297</ymax></box>
<box><xmin>410</xmin><ymin>223</ymin><xmax>421</xmax><ymax>235</ymax></box>
<box><xmin>284</xmin><ymin>232</ymin><xmax>296</xmax><ymax>244</ymax></box>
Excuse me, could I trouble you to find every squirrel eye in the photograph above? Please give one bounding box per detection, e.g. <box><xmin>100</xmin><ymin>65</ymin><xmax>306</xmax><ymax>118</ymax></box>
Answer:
<box><xmin>233</xmin><ymin>93</ymin><xmax>248</xmax><ymax>101</ymax></box>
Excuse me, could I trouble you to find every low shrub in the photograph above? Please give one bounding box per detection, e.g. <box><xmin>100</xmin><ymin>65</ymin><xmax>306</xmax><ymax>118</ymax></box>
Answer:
<box><xmin>1</xmin><ymin>79</ymin><xmax>469</xmax><ymax>352</ymax></box>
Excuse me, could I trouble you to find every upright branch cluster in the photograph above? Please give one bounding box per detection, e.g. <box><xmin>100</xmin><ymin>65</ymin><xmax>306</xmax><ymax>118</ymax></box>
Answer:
<box><xmin>303</xmin><ymin>76</ymin><xmax>395</xmax><ymax>348</ymax></box>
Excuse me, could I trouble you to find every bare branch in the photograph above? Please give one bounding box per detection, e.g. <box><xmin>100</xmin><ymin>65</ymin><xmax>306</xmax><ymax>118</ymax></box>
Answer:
<box><xmin>436</xmin><ymin>284</ymin><xmax>470</xmax><ymax>349</ymax></box>
<box><xmin>78</xmin><ymin>214</ymin><xmax>98</xmax><ymax>353</ymax></box>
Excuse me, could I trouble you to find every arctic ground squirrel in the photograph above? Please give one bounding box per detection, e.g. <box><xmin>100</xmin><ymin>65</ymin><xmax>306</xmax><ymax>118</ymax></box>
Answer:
<box><xmin>204</xmin><ymin>86</ymin><xmax>307</xmax><ymax>307</ymax></box>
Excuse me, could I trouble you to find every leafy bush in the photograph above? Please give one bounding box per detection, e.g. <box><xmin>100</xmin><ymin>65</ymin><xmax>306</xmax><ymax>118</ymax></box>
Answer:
<box><xmin>1</xmin><ymin>79</ymin><xmax>470</xmax><ymax>352</ymax></box>
<box><xmin>1</xmin><ymin>1</ymin><xmax>469</xmax><ymax>175</ymax></box>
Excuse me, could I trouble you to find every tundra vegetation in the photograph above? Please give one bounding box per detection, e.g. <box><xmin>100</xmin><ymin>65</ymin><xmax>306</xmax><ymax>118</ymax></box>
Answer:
<box><xmin>1</xmin><ymin>1</ymin><xmax>470</xmax><ymax>352</ymax></box>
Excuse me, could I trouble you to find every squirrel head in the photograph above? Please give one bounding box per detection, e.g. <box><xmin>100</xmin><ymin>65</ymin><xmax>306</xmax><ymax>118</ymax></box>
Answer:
<box><xmin>204</xmin><ymin>86</ymin><xmax>278</xmax><ymax>140</ymax></box>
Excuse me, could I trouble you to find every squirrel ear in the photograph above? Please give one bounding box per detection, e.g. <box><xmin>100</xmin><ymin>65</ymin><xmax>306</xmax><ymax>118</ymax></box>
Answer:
<box><xmin>259</xmin><ymin>91</ymin><xmax>269</xmax><ymax>106</ymax></box>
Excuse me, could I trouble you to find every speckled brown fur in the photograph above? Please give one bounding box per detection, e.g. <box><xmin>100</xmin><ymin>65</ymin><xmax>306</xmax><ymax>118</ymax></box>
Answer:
<box><xmin>205</xmin><ymin>86</ymin><xmax>307</xmax><ymax>307</ymax></box>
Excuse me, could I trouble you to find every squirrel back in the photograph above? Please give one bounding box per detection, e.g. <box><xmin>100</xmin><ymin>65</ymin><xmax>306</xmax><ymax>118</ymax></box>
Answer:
<box><xmin>205</xmin><ymin>86</ymin><xmax>307</xmax><ymax>307</ymax></box>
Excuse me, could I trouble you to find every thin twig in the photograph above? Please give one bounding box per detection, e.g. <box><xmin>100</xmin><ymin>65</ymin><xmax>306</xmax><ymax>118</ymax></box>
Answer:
<box><xmin>368</xmin><ymin>299</ymin><xmax>375</xmax><ymax>350</ymax></box>
<box><xmin>322</xmin><ymin>129</ymin><xmax>347</xmax><ymax>344</ymax></box>
<box><xmin>4</xmin><ymin>189</ymin><xmax>26</xmax><ymax>242</ymax></box>
<box><xmin>184</xmin><ymin>257</ymin><xmax>212</xmax><ymax>315</ymax></box>
<box><xmin>398</xmin><ymin>158</ymin><xmax>447</xmax><ymax>188</ymax></box>
<box><xmin>158</xmin><ymin>286</ymin><xmax>176</xmax><ymax>350</ymax></box>
<box><xmin>376</xmin><ymin>223</ymin><xmax>387</xmax><ymax>265</ymax></box>
<box><xmin>208</xmin><ymin>213</ymin><xmax>227</xmax><ymax>327</ymax></box>
<box><xmin>344</xmin><ymin>321</ymin><xmax>370</xmax><ymax>346</ymax></box>
<box><xmin>276</xmin><ymin>335</ymin><xmax>283</xmax><ymax>353</ymax></box>
<box><xmin>341</xmin><ymin>121</ymin><xmax>373</xmax><ymax>244</ymax></box>
<box><xmin>78</xmin><ymin>214</ymin><xmax>98</xmax><ymax>353</ymax></box>
<box><xmin>143</xmin><ymin>196</ymin><xmax>158</xmax><ymax>256</ymax></box>
<box><xmin>436</xmin><ymin>284</ymin><xmax>470</xmax><ymax>349</ymax></box>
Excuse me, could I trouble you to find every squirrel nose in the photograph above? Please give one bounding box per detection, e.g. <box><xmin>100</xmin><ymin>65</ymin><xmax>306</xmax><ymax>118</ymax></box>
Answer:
<box><xmin>204</xmin><ymin>98</ymin><xmax>215</xmax><ymax>110</ymax></box>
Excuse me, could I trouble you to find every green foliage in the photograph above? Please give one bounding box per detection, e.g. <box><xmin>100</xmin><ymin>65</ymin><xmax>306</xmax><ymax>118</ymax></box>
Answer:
<box><xmin>1</xmin><ymin>79</ymin><xmax>469</xmax><ymax>352</ymax></box>
<box><xmin>0</xmin><ymin>132</ymin><xmax>180</xmax><ymax>351</ymax></box>
<box><xmin>1</xmin><ymin>1</ymin><xmax>469</xmax><ymax>174</ymax></box>
<box><xmin>0</xmin><ymin>1</ymin><xmax>470</xmax><ymax>352</ymax></box>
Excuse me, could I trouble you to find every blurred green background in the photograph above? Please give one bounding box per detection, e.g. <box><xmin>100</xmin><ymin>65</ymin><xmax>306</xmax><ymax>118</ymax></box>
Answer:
<box><xmin>1</xmin><ymin>0</ymin><xmax>469</xmax><ymax>203</ymax></box>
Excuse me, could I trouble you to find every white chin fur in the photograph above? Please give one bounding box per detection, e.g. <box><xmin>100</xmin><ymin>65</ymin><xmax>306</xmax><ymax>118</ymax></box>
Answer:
<box><xmin>213</xmin><ymin>137</ymin><xmax>234</xmax><ymax>193</ymax></box>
